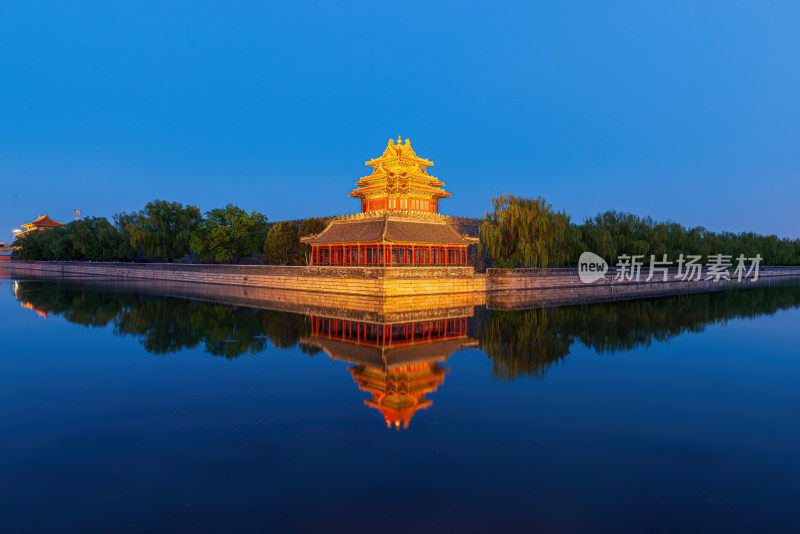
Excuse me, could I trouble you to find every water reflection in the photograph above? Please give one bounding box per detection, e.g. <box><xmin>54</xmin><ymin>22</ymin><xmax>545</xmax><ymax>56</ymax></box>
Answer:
<box><xmin>301</xmin><ymin>316</ymin><xmax>477</xmax><ymax>429</ymax></box>
<box><xmin>11</xmin><ymin>277</ymin><xmax>800</xmax><ymax>422</ymax></box>
<box><xmin>479</xmin><ymin>282</ymin><xmax>800</xmax><ymax>380</ymax></box>
<box><xmin>12</xmin><ymin>279</ymin><xmax>311</xmax><ymax>358</ymax></box>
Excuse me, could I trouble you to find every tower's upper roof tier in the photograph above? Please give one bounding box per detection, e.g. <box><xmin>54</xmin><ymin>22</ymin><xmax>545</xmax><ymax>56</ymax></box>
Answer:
<box><xmin>351</xmin><ymin>137</ymin><xmax>450</xmax><ymax>202</ymax></box>
<box><xmin>365</xmin><ymin>136</ymin><xmax>433</xmax><ymax>168</ymax></box>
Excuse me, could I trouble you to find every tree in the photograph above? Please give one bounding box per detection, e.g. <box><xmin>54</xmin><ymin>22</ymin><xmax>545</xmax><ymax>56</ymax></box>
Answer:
<box><xmin>13</xmin><ymin>228</ymin><xmax>62</xmax><ymax>260</ymax></box>
<box><xmin>189</xmin><ymin>204</ymin><xmax>268</xmax><ymax>264</ymax></box>
<box><xmin>263</xmin><ymin>221</ymin><xmax>302</xmax><ymax>265</ymax></box>
<box><xmin>128</xmin><ymin>200</ymin><xmax>203</xmax><ymax>262</ymax></box>
<box><xmin>298</xmin><ymin>217</ymin><xmax>326</xmax><ymax>265</ymax></box>
<box><xmin>113</xmin><ymin>211</ymin><xmax>144</xmax><ymax>261</ymax></box>
<box><xmin>71</xmin><ymin>217</ymin><xmax>128</xmax><ymax>261</ymax></box>
<box><xmin>479</xmin><ymin>194</ymin><xmax>573</xmax><ymax>269</ymax></box>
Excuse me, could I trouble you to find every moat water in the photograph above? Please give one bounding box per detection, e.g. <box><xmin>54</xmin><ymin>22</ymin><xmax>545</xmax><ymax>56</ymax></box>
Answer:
<box><xmin>1</xmin><ymin>275</ymin><xmax>799</xmax><ymax>533</ymax></box>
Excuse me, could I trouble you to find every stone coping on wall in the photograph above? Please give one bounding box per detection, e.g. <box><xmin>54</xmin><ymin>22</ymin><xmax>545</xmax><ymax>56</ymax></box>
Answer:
<box><xmin>5</xmin><ymin>261</ymin><xmax>477</xmax><ymax>279</ymax></box>
<box><xmin>1</xmin><ymin>261</ymin><xmax>485</xmax><ymax>298</ymax></box>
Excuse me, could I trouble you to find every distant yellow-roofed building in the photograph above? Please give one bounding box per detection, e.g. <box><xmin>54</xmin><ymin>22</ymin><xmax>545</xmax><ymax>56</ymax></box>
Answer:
<box><xmin>17</xmin><ymin>213</ymin><xmax>65</xmax><ymax>239</ymax></box>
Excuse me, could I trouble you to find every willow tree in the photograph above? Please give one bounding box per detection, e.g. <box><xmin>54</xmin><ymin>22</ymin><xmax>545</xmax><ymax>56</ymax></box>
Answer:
<box><xmin>113</xmin><ymin>210</ymin><xmax>145</xmax><ymax>261</ymax></box>
<box><xmin>129</xmin><ymin>200</ymin><xmax>203</xmax><ymax>262</ymax></box>
<box><xmin>479</xmin><ymin>194</ymin><xmax>573</xmax><ymax>269</ymax></box>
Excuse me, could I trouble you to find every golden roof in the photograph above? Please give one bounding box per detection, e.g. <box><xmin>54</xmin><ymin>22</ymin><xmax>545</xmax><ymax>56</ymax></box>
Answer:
<box><xmin>21</xmin><ymin>213</ymin><xmax>65</xmax><ymax>231</ymax></box>
<box><xmin>350</xmin><ymin>137</ymin><xmax>451</xmax><ymax>202</ymax></box>
<box><xmin>365</xmin><ymin>136</ymin><xmax>433</xmax><ymax>168</ymax></box>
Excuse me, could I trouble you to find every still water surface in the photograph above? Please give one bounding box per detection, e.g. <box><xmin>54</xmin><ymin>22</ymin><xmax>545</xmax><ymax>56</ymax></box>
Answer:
<box><xmin>1</xmin><ymin>275</ymin><xmax>799</xmax><ymax>533</ymax></box>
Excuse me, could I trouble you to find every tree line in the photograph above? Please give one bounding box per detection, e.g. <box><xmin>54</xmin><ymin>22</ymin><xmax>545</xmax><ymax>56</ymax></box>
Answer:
<box><xmin>13</xmin><ymin>200</ymin><xmax>327</xmax><ymax>264</ymax></box>
<box><xmin>480</xmin><ymin>194</ymin><xmax>800</xmax><ymax>267</ymax></box>
<box><xmin>14</xmin><ymin>194</ymin><xmax>800</xmax><ymax>266</ymax></box>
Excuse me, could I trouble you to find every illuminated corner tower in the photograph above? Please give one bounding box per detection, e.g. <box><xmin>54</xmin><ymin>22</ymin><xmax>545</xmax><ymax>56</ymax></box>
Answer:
<box><xmin>301</xmin><ymin>137</ymin><xmax>477</xmax><ymax>266</ymax></box>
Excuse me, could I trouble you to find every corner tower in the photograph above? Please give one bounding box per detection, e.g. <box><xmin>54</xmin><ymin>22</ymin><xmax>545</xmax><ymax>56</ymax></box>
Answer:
<box><xmin>301</xmin><ymin>137</ymin><xmax>478</xmax><ymax>267</ymax></box>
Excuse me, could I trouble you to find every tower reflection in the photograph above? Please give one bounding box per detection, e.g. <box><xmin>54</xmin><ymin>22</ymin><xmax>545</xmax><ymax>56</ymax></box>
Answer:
<box><xmin>301</xmin><ymin>316</ymin><xmax>478</xmax><ymax>429</ymax></box>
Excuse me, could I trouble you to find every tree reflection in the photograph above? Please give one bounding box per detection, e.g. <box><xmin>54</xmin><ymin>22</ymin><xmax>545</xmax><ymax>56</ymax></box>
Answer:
<box><xmin>12</xmin><ymin>279</ymin><xmax>800</xmax><ymax>376</ymax></box>
<box><xmin>12</xmin><ymin>280</ymin><xmax>311</xmax><ymax>358</ymax></box>
<box><xmin>479</xmin><ymin>283</ymin><xmax>800</xmax><ymax>380</ymax></box>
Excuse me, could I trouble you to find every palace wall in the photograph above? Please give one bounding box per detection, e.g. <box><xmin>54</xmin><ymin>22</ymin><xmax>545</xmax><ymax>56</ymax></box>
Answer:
<box><xmin>4</xmin><ymin>262</ymin><xmax>798</xmax><ymax>308</ymax></box>
<box><xmin>2</xmin><ymin>261</ymin><xmax>486</xmax><ymax>297</ymax></box>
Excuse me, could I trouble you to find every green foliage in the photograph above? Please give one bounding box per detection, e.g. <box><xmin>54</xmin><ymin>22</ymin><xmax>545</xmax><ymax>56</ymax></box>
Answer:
<box><xmin>13</xmin><ymin>227</ymin><xmax>66</xmax><ymax>260</ymax></box>
<box><xmin>71</xmin><ymin>217</ymin><xmax>128</xmax><ymax>260</ymax></box>
<box><xmin>480</xmin><ymin>196</ymin><xmax>800</xmax><ymax>267</ymax></box>
<box><xmin>12</xmin><ymin>217</ymin><xmax>127</xmax><ymax>261</ymax></box>
<box><xmin>128</xmin><ymin>200</ymin><xmax>202</xmax><ymax>262</ymax></box>
<box><xmin>298</xmin><ymin>217</ymin><xmax>326</xmax><ymax>265</ymax></box>
<box><xmin>190</xmin><ymin>204</ymin><xmax>268</xmax><ymax>264</ymax></box>
<box><xmin>577</xmin><ymin>210</ymin><xmax>800</xmax><ymax>266</ymax></box>
<box><xmin>479</xmin><ymin>194</ymin><xmax>574</xmax><ymax>269</ymax></box>
<box><xmin>263</xmin><ymin>221</ymin><xmax>303</xmax><ymax>265</ymax></box>
<box><xmin>113</xmin><ymin>211</ymin><xmax>144</xmax><ymax>261</ymax></box>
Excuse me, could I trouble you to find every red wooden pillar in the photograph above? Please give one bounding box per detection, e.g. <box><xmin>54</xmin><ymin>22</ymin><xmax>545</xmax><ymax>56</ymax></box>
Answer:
<box><xmin>357</xmin><ymin>244</ymin><xmax>360</xmax><ymax>266</ymax></box>
<box><xmin>444</xmin><ymin>246</ymin><xmax>448</xmax><ymax>266</ymax></box>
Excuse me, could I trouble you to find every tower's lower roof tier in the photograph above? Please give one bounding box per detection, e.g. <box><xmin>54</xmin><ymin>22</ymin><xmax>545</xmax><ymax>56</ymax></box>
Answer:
<box><xmin>300</xmin><ymin>212</ymin><xmax>478</xmax><ymax>246</ymax></box>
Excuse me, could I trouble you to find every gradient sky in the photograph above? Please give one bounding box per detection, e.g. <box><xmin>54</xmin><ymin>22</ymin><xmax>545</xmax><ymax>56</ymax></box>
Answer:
<box><xmin>1</xmin><ymin>1</ymin><xmax>798</xmax><ymax>242</ymax></box>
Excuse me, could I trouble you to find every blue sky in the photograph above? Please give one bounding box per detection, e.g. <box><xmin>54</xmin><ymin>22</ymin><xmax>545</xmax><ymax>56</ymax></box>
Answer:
<box><xmin>1</xmin><ymin>1</ymin><xmax>798</xmax><ymax>241</ymax></box>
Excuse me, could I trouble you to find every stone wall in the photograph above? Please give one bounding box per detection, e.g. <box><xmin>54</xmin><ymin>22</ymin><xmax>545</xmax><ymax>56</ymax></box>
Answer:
<box><xmin>2</xmin><ymin>261</ymin><xmax>485</xmax><ymax>297</ymax></box>
<box><xmin>4</xmin><ymin>261</ymin><xmax>798</xmax><ymax>310</ymax></box>
<box><xmin>484</xmin><ymin>267</ymin><xmax>800</xmax><ymax>291</ymax></box>
<box><xmin>486</xmin><ymin>275</ymin><xmax>799</xmax><ymax>310</ymax></box>
<box><xmin>10</xmin><ymin>274</ymin><xmax>486</xmax><ymax>324</ymax></box>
